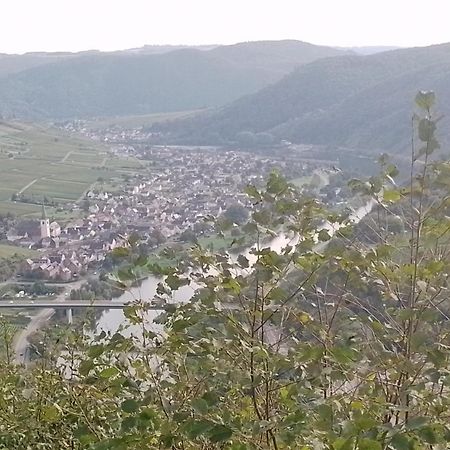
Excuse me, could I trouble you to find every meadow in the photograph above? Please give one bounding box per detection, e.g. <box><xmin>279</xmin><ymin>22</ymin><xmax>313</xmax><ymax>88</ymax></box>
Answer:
<box><xmin>0</xmin><ymin>243</ymin><xmax>37</xmax><ymax>259</ymax></box>
<box><xmin>0</xmin><ymin>122</ymin><xmax>144</xmax><ymax>217</ymax></box>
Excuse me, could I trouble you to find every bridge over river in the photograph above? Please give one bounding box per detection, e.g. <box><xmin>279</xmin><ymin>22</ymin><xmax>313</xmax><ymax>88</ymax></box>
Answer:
<box><xmin>0</xmin><ymin>299</ymin><xmax>158</xmax><ymax>309</ymax></box>
<box><xmin>0</xmin><ymin>299</ymin><xmax>166</xmax><ymax>328</ymax></box>
<box><xmin>6</xmin><ymin>299</ymin><xmax>165</xmax><ymax>366</ymax></box>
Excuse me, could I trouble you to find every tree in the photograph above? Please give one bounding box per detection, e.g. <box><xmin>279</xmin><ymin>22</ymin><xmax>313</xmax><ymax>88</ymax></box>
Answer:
<box><xmin>81</xmin><ymin>199</ymin><xmax>91</xmax><ymax>213</ymax></box>
<box><xmin>2</xmin><ymin>93</ymin><xmax>450</xmax><ymax>449</ymax></box>
<box><xmin>30</xmin><ymin>281</ymin><xmax>48</xmax><ymax>296</ymax></box>
<box><xmin>255</xmin><ymin>132</ymin><xmax>275</xmax><ymax>146</ymax></box>
<box><xmin>236</xmin><ymin>131</ymin><xmax>257</xmax><ymax>147</ymax></box>
<box><xmin>222</xmin><ymin>203</ymin><xmax>249</xmax><ymax>225</ymax></box>
<box><xmin>179</xmin><ymin>228</ymin><xmax>197</xmax><ymax>243</ymax></box>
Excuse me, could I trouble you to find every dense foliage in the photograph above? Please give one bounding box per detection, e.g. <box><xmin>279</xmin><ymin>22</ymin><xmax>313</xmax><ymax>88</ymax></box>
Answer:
<box><xmin>2</xmin><ymin>94</ymin><xmax>450</xmax><ymax>448</ymax></box>
<box><xmin>69</xmin><ymin>279</ymin><xmax>122</xmax><ymax>301</ymax></box>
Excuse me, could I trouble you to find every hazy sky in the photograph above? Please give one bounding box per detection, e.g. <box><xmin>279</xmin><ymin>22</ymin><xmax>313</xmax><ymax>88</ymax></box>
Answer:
<box><xmin>2</xmin><ymin>0</ymin><xmax>450</xmax><ymax>54</ymax></box>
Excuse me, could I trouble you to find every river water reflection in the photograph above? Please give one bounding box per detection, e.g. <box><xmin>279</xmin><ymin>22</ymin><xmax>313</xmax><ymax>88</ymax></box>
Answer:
<box><xmin>95</xmin><ymin>199</ymin><xmax>375</xmax><ymax>335</ymax></box>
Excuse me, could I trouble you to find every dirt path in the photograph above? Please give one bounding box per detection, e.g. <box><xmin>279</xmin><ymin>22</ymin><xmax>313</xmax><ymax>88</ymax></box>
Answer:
<box><xmin>76</xmin><ymin>181</ymin><xmax>97</xmax><ymax>203</ymax></box>
<box><xmin>13</xmin><ymin>308</ymin><xmax>55</xmax><ymax>365</ymax></box>
<box><xmin>12</xmin><ymin>278</ymin><xmax>87</xmax><ymax>365</ymax></box>
<box><xmin>18</xmin><ymin>177</ymin><xmax>40</xmax><ymax>195</ymax></box>
<box><xmin>60</xmin><ymin>150</ymin><xmax>73</xmax><ymax>163</ymax></box>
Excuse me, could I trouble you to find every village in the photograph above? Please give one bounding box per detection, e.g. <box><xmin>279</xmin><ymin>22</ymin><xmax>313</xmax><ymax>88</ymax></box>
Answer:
<box><xmin>2</xmin><ymin>123</ymin><xmax>338</xmax><ymax>286</ymax></box>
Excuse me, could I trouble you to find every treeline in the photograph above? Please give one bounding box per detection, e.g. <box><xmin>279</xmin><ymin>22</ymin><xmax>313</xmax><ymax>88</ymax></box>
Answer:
<box><xmin>69</xmin><ymin>278</ymin><xmax>122</xmax><ymax>301</ymax></box>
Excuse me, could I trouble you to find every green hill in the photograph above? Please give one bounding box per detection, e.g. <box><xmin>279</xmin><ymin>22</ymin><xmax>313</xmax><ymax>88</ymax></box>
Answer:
<box><xmin>0</xmin><ymin>121</ymin><xmax>144</xmax><ymax>217</ymax></box>
<box><xmin>158</xmin><ymin>43</ymin><xmax>450</xmax><ymax>154</ymax></box>
<box><xmin>0</xmin><ymin>41</ymin><xmax>347</xmax><ymax>119</ymax></box>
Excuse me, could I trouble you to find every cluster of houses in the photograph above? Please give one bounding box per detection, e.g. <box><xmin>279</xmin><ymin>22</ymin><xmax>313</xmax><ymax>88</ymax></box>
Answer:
<box><xmin>15</xmin><ymin>232</ymin><xmax>128</xmax><ymax>281</ymax></box>
<box><xmin>20</xmin><ymin>253</ymin><xmax>84</xmax><ymax>282</ymax></box>
<box><xmin>6</xmin><ymin>204</ymin><xmax>127</xmax><ymax>281</ymax></box>
<box><xmin>5</xmin><ymin>126</ymin><xmax>325</xmax><ymax>282</ymax></box>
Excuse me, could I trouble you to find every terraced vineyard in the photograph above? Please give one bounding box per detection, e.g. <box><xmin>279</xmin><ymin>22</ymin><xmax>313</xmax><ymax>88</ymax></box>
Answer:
<box><xmin>0</xmin><ymin>121</ymin><xmax>144</xmax><ymax>217</ymax></box>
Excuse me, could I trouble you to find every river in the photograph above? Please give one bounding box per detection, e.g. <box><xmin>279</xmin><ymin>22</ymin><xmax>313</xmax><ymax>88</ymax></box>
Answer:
<box><xmin>95</xmin><ymin>198</ymin><xmax>376</xmax><ymax>335</ymax></box>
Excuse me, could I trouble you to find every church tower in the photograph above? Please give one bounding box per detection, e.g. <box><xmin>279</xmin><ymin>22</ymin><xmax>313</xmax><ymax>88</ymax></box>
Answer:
<box><xmin>40</xmin><ymin>203</ymin><xmax>50</xmax><ymax>239</ymax></box>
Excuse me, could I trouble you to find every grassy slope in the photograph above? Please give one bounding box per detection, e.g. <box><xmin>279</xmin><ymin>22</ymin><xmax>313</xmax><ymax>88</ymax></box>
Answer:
<box><xmin>0</xmin><ymin>244</ymin><xmax>37</xmax><ymax>258</ymax></box>
<box><xmin>0</xmin><ymin>122</ymin><xmax>144</xmax><ymax>217</ymax></box>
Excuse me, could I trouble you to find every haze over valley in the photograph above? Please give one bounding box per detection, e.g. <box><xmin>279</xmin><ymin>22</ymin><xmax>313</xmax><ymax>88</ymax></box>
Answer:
<box><xmin>3</xmin><ymin>1</ymin><xmax>450</xmax><ymax>447</ymax></box>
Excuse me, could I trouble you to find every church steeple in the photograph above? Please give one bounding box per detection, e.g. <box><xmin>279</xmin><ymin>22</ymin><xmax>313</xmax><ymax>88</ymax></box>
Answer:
<box><xmin>41</xmin><ymin>202</ymin><xmax>47</xmax><ymax>220</ymax></box>
<box><xmin>40</xmin><ymin>201</ymin><xmax>50</xmax><ymax>239</ymax></box>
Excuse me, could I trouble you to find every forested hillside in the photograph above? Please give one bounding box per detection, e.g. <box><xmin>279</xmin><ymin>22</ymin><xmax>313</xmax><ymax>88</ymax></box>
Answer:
<box><xmin>158</xmin><ymin>43</ymin><xmax>450</xmax><ymax>153</ymax></box>
<box><xmin>0</xmin><ymin>41</ymin><xmax>347</xmax><ymax>119</ymax></box>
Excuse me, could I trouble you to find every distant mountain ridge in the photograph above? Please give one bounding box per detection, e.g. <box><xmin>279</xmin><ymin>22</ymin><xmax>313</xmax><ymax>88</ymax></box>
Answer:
<box><xmin>158</xmin><ymin>43</ymin><xmax>450</xmax><ymax>154</ymax></box>
<box><xmin>338</xmin><ymin>46</ymin><xmax>401</xmax><ymax>55</ymax></box>
<box><xmin>0</xmin><ymin>40</ymin><xmax>349</xmax><ymax>119</ymax></box>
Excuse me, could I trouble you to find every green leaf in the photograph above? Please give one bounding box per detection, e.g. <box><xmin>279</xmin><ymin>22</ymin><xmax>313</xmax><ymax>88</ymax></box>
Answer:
<box><xmin>390</xmin><ymin>433</ymin><xmax>413</xmax><ymax>450</ymax></box>
<box><xmin>184</xmin><ymin>419</ymin><xmax>214</xmax><ymax>439</ymax></box>
<box><xmin>42</xmin><ymin>405</ymin><xmax>61</xmax><ymax>423</ymax></box>
<box><xmin>160</xmin><ymin>434</ymin><xmax>175</xmax><ymax>447</ymax></box>
<box><xmin>386</xmin><ymin>163</ymin><xmax>399</xmax><ymax>177</ymax></box>
<box><xmin>383</xmin><ymin>189</ymin><xmax>401</xmax><ymax>202</ymax></box>
<box><xmin>117</xmin><ymin>267</ymin><xmax>135</xmax><ymax>281</ymax></box>
<box><xmin>79</xmin><ymin>359</ymin><xmax>95</xmax><ymax>376</ymax></box>
<box><xmin>415</xmin><ymin>90</ymin><xmax>435</xmax><ymax>110</ymax></box>
<box><xmin>332</xmin><ymin>437</ymin><xmax>354</xmax><ymax>450</ymax></box>
<box><xmin>99</xmin><ymin>366</ymin><xmax>120</xmax><ymax>379</ymax></box>
<box><xmin>191</xmin><ymin>398</ymin><xmax>209</xmax><ymax>414</ymax></box>
<box><xmin>418</xmin><ymin>426</ymin><xmax>438</xmax><ymax>444</ymax></box>
<box><xmin>237</xmin><ymin>254</ymin><xmax>249</xmax><ymax>269</ymax></box>
<box><xmin>208</xmin><ymin>424</ymin><xmax>233</xmax><ymax>442</ymax></box>
<box><xmin>88</xmin><ymin>344</ymin><xmax>105</xmax><ymax>358</ymax></box>
<box><xmin>121</xmin><ymin>399</ymin><xmax>139</xmax><ymax>413</ymax></box>
<box><xmin>121</xmin><ymin>416</ymin><xmax>136</xmax><ymax>431</ymax></box>
<box><xmin>222</xmin><ymin>277</ymin><xmax>241</xmax><ymax>294</ymax></box>
<box><xmin>111</xmin><ymin>247</ymin><xmax>131</xmax><ymax>258</ymax></box>
<box><xmin>354</xmin><ymin>415</ymin><xmax>377</xmax><ymax>431</ymax></box>
<box><xmin>318</xmin><ymin>229</ymin><xmax>331</xmax><ymax>241</ymax></box>
<box><xmin>135</xmin><ymin>254</ymin><xmax>148</xmax><ymax>266</ymax></box>
<box><xmin>418</xmin><ymin>118</ymin><xmax>436</xmax><ymax>143</ymax></box>
<box><xmin>406</xmin><ymin>416</ymin><xmax>428</xmax><ymax>430</ymax></box>
<box><xmin>267</xmin><ymin>171</ymin><xmax>288</xmax><ymax>194</ymax></box>
<box><xmin>358</xmin><ymin>438</ymin><xmax>382</xmax><ymax>450</ymax></box>
<box><xmin>244</xmin><ymin>185</ymin><xmax>262</xmax><ymax>202</ymax></box>
<box><xmin>202</xmin><ymin>391</ymin><xmax>219</xmax><ymax>406</ymax></box>
<box><xmin>123</xmin><ymin>305</ymin><xmax>139</xmax><ymax>323</ymax></box>
<box><xmin>172</xmin><ymin>319</ymin><xmax>190</xmax><ymax>332</ymax></box>
<box><xmin>166</xmin><ymin>273</ymin><xmax>189</xmax><ymax>290</ymax></box>
<box><xmin>74</xmin><ymin>425</ymin><xmax>95</xmax><ymax>445</ymax></box>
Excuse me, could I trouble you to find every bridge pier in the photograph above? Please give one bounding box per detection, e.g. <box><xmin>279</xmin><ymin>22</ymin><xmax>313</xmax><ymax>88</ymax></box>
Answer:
<box><xmin>66</xmin><ymin>308</ymin><xmax>73</xmax><ymax>325</ymax></box>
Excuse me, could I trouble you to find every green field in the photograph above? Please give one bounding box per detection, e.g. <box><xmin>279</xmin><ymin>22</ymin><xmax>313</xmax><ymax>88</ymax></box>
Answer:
<box><xmin>0</xmin><ymin>244</ymin><xmax>37</xmax><ymax>259</ymax></box>
<box><xmin>0</xmin><ymin>122</ymin><xmax>145</xmax><ymax>216</ymax></box>
<box><xmin>105</xmin><ymin>157</ymin><xmax>144</xmax><ymax>170</ymax></box>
